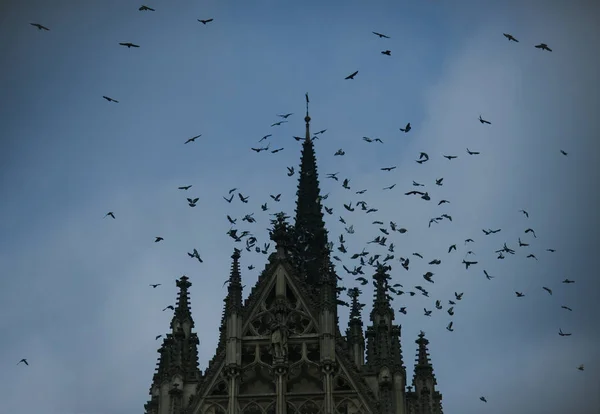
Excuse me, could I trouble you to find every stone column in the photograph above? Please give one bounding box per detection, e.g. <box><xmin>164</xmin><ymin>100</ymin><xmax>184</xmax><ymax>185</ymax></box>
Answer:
<box><xmin>273</xmin><ymin>364</ymin><xmax>288</xmax><ymax>414</ymax></box>
<box><xmin>321</xmin><ymin>361</ymin><xmax>337</xmax><ymax>414</ymax></box>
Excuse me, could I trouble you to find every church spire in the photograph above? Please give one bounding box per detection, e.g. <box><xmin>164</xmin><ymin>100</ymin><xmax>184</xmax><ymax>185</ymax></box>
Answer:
<box><xmin>146</xmin><ymin>276</ymin><xmax>201</xmax><ymax>414</ymax></box>
<box><xmin>170</xmin><ymin>275</ymin><xmax>194</xmax><ymax>333</ymax></box>
<box><xmin>370</xmin><ymin>263</ymin><xmax>395</xmax><ymax>325</ymax></box>
<box><xmin>226</xmin><ymin>248</ymin><xmax>243</xmax><ymax>314</ymax></box>
<box><xmin>412</xmin><ymin>331</ymin><xmax>443</xmax><ymax>414</ymax></box>
<box><xmin>294</xmin><ymin>93</ymin><xmax>329</xmax><ymax>287</ymax></box>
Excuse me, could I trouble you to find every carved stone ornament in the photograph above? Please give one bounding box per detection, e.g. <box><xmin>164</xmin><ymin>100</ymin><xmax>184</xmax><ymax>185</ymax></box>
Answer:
<box><xmin>269</xmin><ymin>318</ymin><xmax>289</xmax><ymax>360</ymax></box>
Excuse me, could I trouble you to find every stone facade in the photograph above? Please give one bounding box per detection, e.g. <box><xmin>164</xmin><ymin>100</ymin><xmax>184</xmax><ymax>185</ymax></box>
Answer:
<box><xmin>145</xmin><ymin>105</ymin><xmax>443</xmax><ymax>414</ymax></box>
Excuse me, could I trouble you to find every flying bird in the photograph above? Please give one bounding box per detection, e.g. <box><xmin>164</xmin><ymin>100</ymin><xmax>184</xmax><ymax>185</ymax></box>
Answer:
<box><xmin>119</xmin><ymin>42</ymin><xmax>140</xmax><ymax>48</ymax></box>
<box><xmin>503</xmin><ymin>33</ymin><xmax>518</xmax><ymax>42</ymax></box>
<box><xmin>178</xmin><ymin>185</ymin><xmax>192</xmax><ymax>190</ymax></box>
<box><xmin>535</xmin><ymin>43</ymin><xmax>552</xmax><ymax>52</ymax></box>
<box><xmin>558</xmin><ymin>329</ymin><xmax>571</xmax><ymax>337</ymax></box>
<box><xmin>480</xmin><ymin>397</ymin><xmax>487</xmax><ymax>403</ymax></box>
<box><xmin>399</xmin><ymin>122</ymin><xmax>411</xmax><ymax>133</ymax></box>
<box><xmin>278</xmin><ymin>113</ymin><xmax>293</xmax><ymax>118</ymax></box>
<box><xmin>30</xmin><ymin>23</ymin><xmax>49</xmax><ymax>31</ymax></box>
<box><xmin>149</xmin><ymin>284</ymin><xmax>161</xmax><ymax>288</ymax></box>
<box><xmin>162</xmin><ymin>305</ymin><xmax>174</xmax><ymax>311</ymax></box>
<box><xmin>381</xmin><ymin>50</ymin><xmax>391</xmax><ymax>56</ymax></box>
<box><xmin>560</xmin><ymin>150</ymin><xmax>568</xmax><ymax>156</ymax></box>
<box><xmin>154</xmin><ymin>237</ymin><xmax>164</xmax><ymax>243</ymax></box>
<box><xmin>466</xmin><ymin>148</ymin><xmax>480</xmax><ymax>155</ymax></box>
<box><xmin>198</xmin><ymin>18</ymin><xmax>214</xmax><ymax>24</ymax></box>
<box><xmin>478</xmin><ymin>115</ymin><xmax>491</xmax><ymax>125</ymax></box>
<box><xmin>102</xmin><ymin>96</ymin><xmax>119</xmax><ymax>103</ymax></box>
<box><xmin>185</xmin><ymin>134</ymin><xmax>201</xmax><ymax>144</ymax></box>
<box><xmin>542</xmin><ymin>287</ymin><xmax>552</xmax><ymax>295</ymax></box>
<box><xmin>139</xmin><ymin>5</ymin><xmax>155</xmax><ymax>11</ymax></box>
<box><xmin>372</xmin><ymin>31</ymin><xmax>390</xmax><ymax>39</ymax></box>
<box><xmin>446</xmin><ymin>321</ymin><xmax>454</xmax><ymax>332</ymax></box>
<box><xmin>187</xmin><ymin>197</ymin><xmax>199</xmax><ymax>207</ymax></box>
<box><xmin>104</xmin><ymin>212</ymin><xmax>115</xmax><ymax>219</ymax></box>
<box><xmin>345</xmin><ymin>71</ymin><xmax>359</xmax><ymax>80</ymax></box>
<box><xmin>17</xmin><ymin>359</ymin><xmax>29</xmax><ymax>366</ymax></box>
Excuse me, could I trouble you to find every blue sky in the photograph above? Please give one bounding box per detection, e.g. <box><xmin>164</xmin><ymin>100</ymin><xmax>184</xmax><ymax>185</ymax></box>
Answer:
<box><xmin>1</xmin><ymin>0</ymin><xmax>599</xmax><ymax>413</ymax></box>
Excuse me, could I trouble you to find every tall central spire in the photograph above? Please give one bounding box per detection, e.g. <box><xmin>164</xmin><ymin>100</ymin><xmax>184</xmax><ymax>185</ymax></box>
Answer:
<box><xmin>294</xmin><ymin>93</ymin><xmax>329</xmax><ymax>287</ymax></box>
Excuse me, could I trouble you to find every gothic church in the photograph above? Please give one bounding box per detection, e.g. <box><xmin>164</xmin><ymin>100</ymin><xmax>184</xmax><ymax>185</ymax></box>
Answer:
<box><xmin>144</xmin><ymin>100</ymin><xmax>444</xmax><ymax>414</ymax></box>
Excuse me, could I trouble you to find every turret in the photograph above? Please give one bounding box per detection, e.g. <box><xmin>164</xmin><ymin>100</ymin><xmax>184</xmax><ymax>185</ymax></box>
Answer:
<box><xmin>364</xmin><ymin>263</ymin><xmax>407</xmax><ymax>414</ymax></box>
<box><xmin>145</xmin><ymin>276</ymin><xmax>202</xmax><ymax>414</ymax></box>
<box><xmin>346</xmin><ymin>287</ymin><xmax>366</xmax><ymax>369</ymax></box>
<box><xmin>223</xmin><ymin>249</ymin><xmax>244</xmax><ymax>412</ymax></box>
<box><xmin>411</xmin><ymin>332</ymin><xmax>443</xmax><ymax>414</ymax></box>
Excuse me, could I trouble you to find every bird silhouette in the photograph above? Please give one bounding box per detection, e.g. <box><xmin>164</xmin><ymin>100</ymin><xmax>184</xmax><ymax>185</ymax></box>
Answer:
<box><xmin>17</xmin><ymin>358</ymin><xmax>29</xmax><ymax>366</ymax></box>
<box><xmin>154</xmin><ymin>237</ymin><xmax>164</xmax><ymax>243</ymax></box>
<box><xmin>503</xmin><ymin>33</ymin><xmax>518</xmax><ymax>42</ymax></box>
<box><xmin>478</xmin><ymin>115</ymin><xmax>491</xmax><ymax>124</ymax></box>
<box><xmin>30</xmin><ymin>23</ymin><xmax>49</xmax><ymax>31</ymax></box>
<box><xmin>104</xmin><ymin>212</ymin><xmax>115</xmax><ymax>219</ymax></box>
<box><xmin>198</xmin><ymin>18</ymin><xmax>214</xmax><ymax>24</ymax></box>
<box><xmin>139</xmin><ymin>5</ymin><xmax>155</xmax><ymax>11</ymax></box>
<box><xmin>345</xmin><ymin>71</ymin><xmax>359</xmax><ymax>80</ymax></box>
<box><xmin>149</xmin><ymin>284</ymin><xmax>161</xmax><ymax>288</ymax></box>
<box><xmin>381</xmin><ymin>50</ymin><xmax>391</xmax><ymax>56</ymax></box>
<box><xmin>119</xmin><ymin>42</ymin><xmax>140</xmax><ymax>48</ymax></box>
<box><xmin>535</xmin><ymin>43</ymin><xmax>552</xmax><ymax>52</ymax></box>
<box><xmin>102</xmin><ymin>96</ymin><xmax>119</xmax><ymax>103</ymax></box>
<box><xmin>185</xmin><ymin>134</ymin><xmax>201</xmax><ymax>144</ymax></box>
<box><xmin>399</xmin><ymin>122</ymin><xmax>411</xmax><ymax>132</ymax></box>
<box><xmin>372</xmin><ymin>31</ymin><xmax>390</xmax><ymax>38</ymax></box>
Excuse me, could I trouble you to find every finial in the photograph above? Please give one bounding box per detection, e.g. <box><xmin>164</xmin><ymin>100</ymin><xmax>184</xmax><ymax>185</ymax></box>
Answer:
<box><xmin>269</xmin><ymin>212</ymin><xmax>291</xmax><ymax>255</ymax></box>
<box><xmin>232</xmin><ymin>247</ymin><xmax>241</xmax><ymax>260</ymax></box>
<box><xmin>305</xmin><ymin>93</ymin><xmax>310</xmax><ymax>122</ymax></box>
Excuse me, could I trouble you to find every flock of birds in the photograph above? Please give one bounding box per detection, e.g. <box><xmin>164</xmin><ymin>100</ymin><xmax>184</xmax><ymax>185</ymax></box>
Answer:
<box><xmin>23</xmin><ymin>6</ymin><xmax>586</xmax><ymax>409</ymax></box>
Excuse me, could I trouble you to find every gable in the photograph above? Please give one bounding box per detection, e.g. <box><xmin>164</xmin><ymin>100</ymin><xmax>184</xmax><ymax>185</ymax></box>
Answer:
<box><xmin>242</xmin><ymin>261</ymin><xmax>319</xmax><ymax>338</ymax></box>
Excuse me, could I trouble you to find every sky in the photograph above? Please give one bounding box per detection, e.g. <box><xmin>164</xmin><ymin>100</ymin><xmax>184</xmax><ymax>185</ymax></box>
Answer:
<box><xmin>1</xmin><ymin>0</ymin><xmax>599</xmax><ymax>413</ymax></box>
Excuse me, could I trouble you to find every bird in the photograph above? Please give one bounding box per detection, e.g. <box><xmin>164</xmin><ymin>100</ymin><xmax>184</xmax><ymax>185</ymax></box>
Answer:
<box><xmin>30</xmin><ymin>23</ymin><xmax>49</xmax><ymax>31</ymax></box>
<box><xmin>102</xmin><ymin>96</ymin><xmax>119</xmax><ymax>103</ymax></box>
<box><xmin>525</xmin><ymin>228</ymin><xmax>537</xmax><ymax>238</ymax></box>
<box><xmin>198</xmin><ymin>18</ymin><xmax>214</xmax><ymax>24</ymax></box>
<box><xmin>139</xmin><ymin>5</ymin><xmax>155</xmax><ymax>11</ymax></box>
<box><xmin>286</xmin><ymin>166</ymin><xmax>294</xmax><ymax>176</ymax></box>
<box><xmin>155</xmin><ymin>335</ymin><xmax>162</xmax><ymax>340</ymax></box>
<box><xmin>187</xmin><ymin>197</ymin><xmax>199</xmax><ymax>207</ymax></box>
<box><xmin>372</xmin><ymin>31</ymin><xmax>390</xmax><ymax>38</ymax></box>
<box><xmin>558</xmin><ymin>329</ymin><xmax>571</xmax><ymax>337</ymax></box>
<box><xmin>104</xmin><ymin>212</ymin><xmax>115</xmax><ymax>219</ymax></box>
<box><xmin>480</xmin><ymin>397</ymin><xmax>487</xmax><ymax>403</ymax></box>
<box><xmin>560</xmin><ymin>150</ymin><xmax>568</xmax><ymax>156</ymax></box>
<box><xmin>345</xmin><ymin>71</ymin><xmax>359</xmax><ymax>80</ymax></box>
<box><xmin>278</xmin><ymin>113</ymin><xmax>293</xmax><ymax>118</ymax></box>
<box><xmin>381</xmin><ymin>166</ymin><xmax>396</xmax><ymax>172</ymax></box>
<box><xmin>381</xmin><ymin>50</ymin><xmax>391</xmax><ymax>56</ymax></box>
<box><xmin>519</xmin><ymin>209</ymin><xmax>529</xmax><ymax>218</ymax></box>
<box><xmin>185</xmin><ymin>134</ymin><xmax>201</xmax><ymax>144</ymax></box>
<box><xmin>149</xmin><ymin>284</ymin><xmax>161</xmax><ymax>288</ymax></box>
<box><xmin>259</xmin><ymin>134</ymin><xmax>272</xmax><ymax>142</ymax></box>
<box><xmin>443</xmin><ymin>155</ymin><xmax>457</xmax><ymax>160</ymax></box>
<box><xmin>271</xmin><ymin>121</ymin><xmax>287</xmax><ymax>127</ymax></box>
<box><xmin>162</xmin><ymin>305</ymin><xmax>174</xmax><ymax>311</ymax></box>
<box><xmin>562</xmin><ymin>279</ymin><xmax>575</xmax><ymax>284</ymax></box>
<box><xmin>119</xmin><ymin>42</ymin><xmax>140</xmax><ymax>48</ymax></box>
<box><xmin>561</xmin><ymin>306</ymin><xmax>573</xmax><ymax>311</ymax></box>
<box><xmin>543</xmin><ymin>287</ymin><xmax>553</xmax><ymax>295</ymax></box>
<box><xmin>399</xmin><ymin>122</ymin><xmax>411</xmax><ymax>133</ymax></box>
<box><xmin>478</xmin><ymin>115</ymin><xmax>491</xmax><ymax>124</ymax></box>
<box><xmin>178</xmin><ymin>185</ymin><xmax>192</xmax><ymax>190</ymax></box>
<box><xmin>446</xmin><ymin>321</ymin><xmax>454</xmax><ymax>332</ymax></box>
<box><xmin>503</xmin><ymin>33</ymin><xmax>518</xmax><ymax>42</ymax></box>
<box><xmin>17</xmin><ymin>359</ymin><xmax>29</xmax><ymax>366</ymax></box>
<box><xmin>577</xmin><ymin>364</ymin><xmax>584</xmax><ymax>371</ymax></box>
<box><xmin>484</xmin><ymin>270</ymin><xmax>494</xmax><ymax>280</ymax></box>
<box><xmin>535</xmin><ymin>43</ymin><xmax>552</xmax><ymax>52</ymax></box>
<box><xmin>448</xmin><ymin>244</ymin><xmax>457</xmax><ymax>253</ymax></box>
<box><xmin>515</xmin><ymin>292</ymin><xmax>525</xmax><ymax>297</ymax></box>
<box><xmin>466</xmin><ymin>148</ymin><xmax>480</xmax><ymax>155</ymax></box>
<box><xmin>154</xmin><ymin>237</ymin><xmax>164</xmax><ymax>243</ymax></box>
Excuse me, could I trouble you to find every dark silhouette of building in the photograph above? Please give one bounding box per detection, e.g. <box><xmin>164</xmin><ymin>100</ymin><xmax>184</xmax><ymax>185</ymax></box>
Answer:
<box><xmin>144</xmin><ymin>103</ymin><xmax>443</xmax><ymax>414</ymax></box>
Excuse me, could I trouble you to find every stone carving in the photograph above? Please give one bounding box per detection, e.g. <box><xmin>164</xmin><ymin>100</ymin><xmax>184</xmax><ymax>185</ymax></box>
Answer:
<box><xmin>269</xmin><ymin>315</ymin><xmax>289</xmax><ymax>360</ymax></box>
